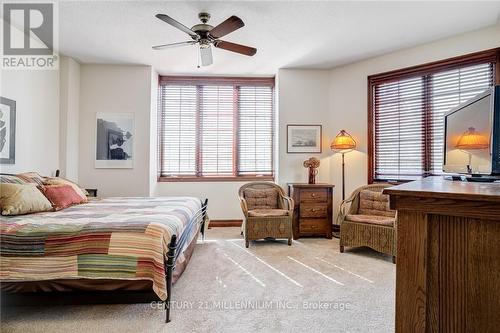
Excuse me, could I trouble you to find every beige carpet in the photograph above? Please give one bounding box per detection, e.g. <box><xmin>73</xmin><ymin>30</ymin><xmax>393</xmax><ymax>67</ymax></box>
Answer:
<box><xmin>1</xmin><ymin>227</ymin><xmax>395</xmax><ymax>333</ymax></box>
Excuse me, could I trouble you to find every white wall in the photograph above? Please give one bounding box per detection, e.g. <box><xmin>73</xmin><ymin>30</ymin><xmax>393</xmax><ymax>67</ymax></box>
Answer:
<box><xmin>155</xmin><ymin>181</ymin><xmax>249</xmax><ymax>220</ymax></box>
<box><xmin>59</xmin><ymin>56</ymin><xmax>81</xmax><ymax>182</ymax></box>
<box><xmin>78</xmin><ymin>65</ymin><xmax>153</xmax><ymax>197</ymax></box>
<box><xmin>277</xmin><ymin>69</ymin><xmax>333</xmax><ymax>187</ymax></box>
<box><xmin>329</xmin><ymin>24</ymin><xmax>500</xmax><ymax>218</ymax></box>
<box><xmin>0</xmin><ymin>69</ymin><xmax>60</xmax><ymax>176</ymax></box>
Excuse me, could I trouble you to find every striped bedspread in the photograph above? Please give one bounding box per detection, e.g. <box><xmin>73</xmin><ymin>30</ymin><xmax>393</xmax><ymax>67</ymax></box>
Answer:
<box><xmin>0</xmin><ymin>197</ymin><xmax>202</xmax><ymax>300</ymax></box>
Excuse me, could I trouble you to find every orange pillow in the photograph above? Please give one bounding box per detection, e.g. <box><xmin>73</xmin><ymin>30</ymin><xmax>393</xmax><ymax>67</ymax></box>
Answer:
<box><xmin>40</xmin><ymin>185</ymin><xmax>86</xmax><ymax>210</ymax></box>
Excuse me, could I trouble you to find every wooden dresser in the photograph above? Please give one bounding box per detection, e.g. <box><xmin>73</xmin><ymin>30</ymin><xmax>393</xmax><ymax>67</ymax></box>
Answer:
<box><xmin>384</xmin><ymin>177</ymin><xmax>500</xmax><ymax>333</ymax></box>
<box><xmin>288</xmin><ymin>183</ymin><xmax>334</xmax><ymax>239</ymax></box>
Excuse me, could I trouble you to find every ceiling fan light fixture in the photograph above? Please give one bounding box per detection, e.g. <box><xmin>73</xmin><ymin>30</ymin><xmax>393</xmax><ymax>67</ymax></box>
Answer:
<box><xmin>200</xmin><ymin>45</ymin><xmax>213</xmax><ymax>66</ymax></box>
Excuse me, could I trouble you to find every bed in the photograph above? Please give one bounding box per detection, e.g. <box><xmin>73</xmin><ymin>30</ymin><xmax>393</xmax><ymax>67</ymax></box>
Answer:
<box><xmin>0</xmin><ymin>196</ymin><xmax>208</xmax><ymax>323</ymax></box>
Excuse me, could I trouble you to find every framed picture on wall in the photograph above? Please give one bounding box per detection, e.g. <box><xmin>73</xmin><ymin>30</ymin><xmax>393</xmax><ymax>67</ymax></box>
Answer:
<box><xmin>0</xmin><ymin>97</ymin><xmax>16</xmax><ymax>164</ymax></box>
<box><xmin>287</xmin><ymin>124</ymin><xmax>322</xmax><ymax>153</ymax></box>
<box><xmin>95</xmin><ymin>113</ymin><xmax>134</xmax><ymax>168</ymax></box>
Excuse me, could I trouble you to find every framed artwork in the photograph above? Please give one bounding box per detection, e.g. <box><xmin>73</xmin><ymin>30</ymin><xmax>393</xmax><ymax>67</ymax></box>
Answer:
<box><xmin>95</xmin><ymin>113</ymin><xmax>134</xmax><ymax>168</ymax></box>
<box><xmin>0</xmin><ymin>97</ymin><xmax>16</xmax><ymax>164</ymax></box>
<box><xmin>287</xmin><ymin>124</ymin><xmax>322</xmax><ymax>153</ymax></box>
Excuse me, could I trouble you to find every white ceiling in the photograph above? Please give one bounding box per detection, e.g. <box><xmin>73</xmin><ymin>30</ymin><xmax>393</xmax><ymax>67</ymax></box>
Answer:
<box><xmin>59</xmin><ymin>1</ymin><xmax>500</xmax><ymax>75</ymax></box>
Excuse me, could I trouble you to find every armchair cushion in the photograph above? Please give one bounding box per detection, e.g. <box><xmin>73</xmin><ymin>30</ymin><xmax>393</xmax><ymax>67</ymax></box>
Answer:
<box><xmin>358</xmin><ymin>190</ymin><xmax>395</xmax><ymax>218</ymax></box>
<box><xmin>243</xmin><ymin>188</ymin><xmax>279</xmax><ymax>210</ymax></box>
<box><xmin>248</xmin><ymin>209</ymin><xmax>289</xmax><ymax>217</ymax></box>
<box><xmin>345</xmin><ymin>214</ymin><xmax>395</xmax><ymax>226</ymax></box>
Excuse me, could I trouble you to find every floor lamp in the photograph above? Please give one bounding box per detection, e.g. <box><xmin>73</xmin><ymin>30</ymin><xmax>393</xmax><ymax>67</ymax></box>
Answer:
<box><xmin>331</xmin><ymin>130</ymin><xmax>356</xmax><ymax>201</ymax></box>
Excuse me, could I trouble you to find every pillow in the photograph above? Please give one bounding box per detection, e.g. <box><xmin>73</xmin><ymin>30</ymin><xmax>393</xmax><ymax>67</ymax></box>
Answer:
<box><xmin>40</xmin><ymin>184</ymin><xmax>86</xmax><ymax>211</ymax></box>
<box><xmin>243</xmin><ymin>187</ymin><xmax>279</xmax><ymax>210</ymax></box>
<box><xmin>17</xmin><ymin>172</ymin><xmax>45</xmax><ymax>186</ymax></box>
<box><xmin>0</xmin><ymin>174</ymin><xmax>27</xmax><ymax>185</ymax></box>
<box><xmin>0</xmin><ymin>183</ymin><xmax>53</xmax><ymax>216</ymax></box>
<box><xmin>43</xmin><ymin>177</ymin><xmax>88</xmax><ymax>202</ymax></box>
<box><xmin>358</xmin><ymin>190</ymin><xmax>395</xmax><ymax>218</ymax></box>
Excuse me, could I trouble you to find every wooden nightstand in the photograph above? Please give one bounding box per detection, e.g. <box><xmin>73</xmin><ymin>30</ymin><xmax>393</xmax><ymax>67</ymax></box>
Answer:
<box><xmin>288</xmin><ymin>183</ymin><xmax>334</xmax><ymax>239</ymax></box>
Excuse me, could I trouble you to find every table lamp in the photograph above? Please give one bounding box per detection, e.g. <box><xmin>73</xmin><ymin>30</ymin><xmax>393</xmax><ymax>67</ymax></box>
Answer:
<box><xmin>331</xmin><ymin>130</ymin><xmax>356</xmax><ymax>200</ymax></box>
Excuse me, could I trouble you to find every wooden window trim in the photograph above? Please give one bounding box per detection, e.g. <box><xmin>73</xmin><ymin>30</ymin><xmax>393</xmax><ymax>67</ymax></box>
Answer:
<box><xmin>367</xmin><ymin>48</ymin><xmax>500</xmax><ymax>184</ymax></box>
<box><xmin>159</xmin><ymin>76</ymin><xmax>275</xmax><ymax>87</ymax></box>
<box><xmin>158</xmin><ymin>76</ymin><xmax>275</xmax><ymax>182</ymax></box>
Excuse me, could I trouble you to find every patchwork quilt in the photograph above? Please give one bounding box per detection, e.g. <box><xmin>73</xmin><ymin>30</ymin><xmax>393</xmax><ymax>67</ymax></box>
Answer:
<box><xmin>0</xmin><ymin>197</ymin><xmax>203</xmax><ymax>300</ymax></box>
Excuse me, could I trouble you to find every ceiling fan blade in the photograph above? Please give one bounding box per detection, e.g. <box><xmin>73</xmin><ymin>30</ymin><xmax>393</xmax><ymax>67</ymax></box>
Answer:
<box><xmin>200</xmin><ymin>46</ymin><xmax>213</xmax><ymax>66</ymax></box>
<box><xmin>155</xmin><ymin>14</ymin><xmax>199</xmax><ymax>39</ymax></box>
<box><xmin>214</xmin><ymin>40</ymin><xmax>257</xmax><ymax>56</ymax></box>
<box><xmin>152</xmin><ymin>41</ymin><xmax>197</xmax><ymax>50</ymax></box>
<box><xmin>209</xmin><ymin>16</ymin><xmax>244</xmax><ymax>38</ymax></box>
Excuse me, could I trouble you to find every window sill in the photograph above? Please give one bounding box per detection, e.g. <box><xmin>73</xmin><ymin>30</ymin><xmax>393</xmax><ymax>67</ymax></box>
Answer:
<box><xmin>157</xmin><ymin>176</ymin><xmax>275</xmax><ymax>183</ymax></box>
<box><xmin>371</xmin><ymin>179</ymin><xmax>415</xmax><ymax>185</ymax></box>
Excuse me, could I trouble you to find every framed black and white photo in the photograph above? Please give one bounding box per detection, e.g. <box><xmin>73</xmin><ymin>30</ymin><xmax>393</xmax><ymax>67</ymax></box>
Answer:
<box><xmin>0</xmin><ymin>97</ymin><xmax>16</xmax><ymax>164</ymax></box>
<box><xmin>287</xmin><ymin>124</ymin><xmax>322</xmax><ymax>153</ymax></box>
<box><xmin>95</xmin><ymin>113</ymin><xmax>134</xmax><ymax>168</ymax></box>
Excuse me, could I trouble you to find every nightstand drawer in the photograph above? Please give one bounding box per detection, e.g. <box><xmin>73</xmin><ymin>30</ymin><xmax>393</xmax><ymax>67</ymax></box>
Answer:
<box><xmin>300</xmin><ymin>189</ymin><xmax>327</xmax><ymax>202</ymax></box>
<box><xmin>299</xmin><ymin>219</ymin><xmax>327</xmax><ymax>234</ymax></box>
<box><xmin>300</xmin><ymin>204</ymin><xmax>327</xmax><ymax>218</ymax></box>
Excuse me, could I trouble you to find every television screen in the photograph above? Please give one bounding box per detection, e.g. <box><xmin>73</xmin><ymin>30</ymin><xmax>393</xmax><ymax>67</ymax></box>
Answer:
<box><xmin>443</xmin><ymin>90</ymin><xmax>493</xmax><ymax>175</ymax></box>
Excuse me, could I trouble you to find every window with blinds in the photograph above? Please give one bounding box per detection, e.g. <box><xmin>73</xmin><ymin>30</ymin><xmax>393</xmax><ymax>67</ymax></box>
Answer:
<box><xmin>369</xmin><ymin>49</ymin><xmax>499</xmax><ymax>182</ymax></box>
<box><xmin>158</xmin><ymin>77</ymin><xmax>275</xmax><ymax>181</ymax></box>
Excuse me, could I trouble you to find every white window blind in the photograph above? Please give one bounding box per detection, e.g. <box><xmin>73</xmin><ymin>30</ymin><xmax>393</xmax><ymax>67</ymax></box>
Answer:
<box><xmin>238</xmin><ymin>86</ymin><xmax>274</xmax><ymax>175</ymax></box>
<box><xmin>374</xmin><ymin>76</ymin><xmax>425</xmax><ymax>180</ymax></box>
<box><xmin>429</xmin><ymin>63</ymin><xmax>494</xmax><ymax>175</ymax></box>
<box><xmin>160</xmin><ymin>85</ymin><xmax>197</xmax><ymax>176</ymax></box>
<box><xmin>200</xmin><ymin>86</ymin><xmax>234</xmax><ymax>176</ymax></box>
<box><xmin>372</xmin><ymin>60</ymin><xmax>495</xmax><ymax>181</ymax></box>
<box><xmin>158</xmin><ymin>77</ymin><xmax>275</xmax><ymax>180</ymax></box>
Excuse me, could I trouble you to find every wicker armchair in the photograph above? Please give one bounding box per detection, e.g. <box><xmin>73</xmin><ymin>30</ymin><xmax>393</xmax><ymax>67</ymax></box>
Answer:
<box><xmin>239</xmin><ymin>182</ymin><xmax>294</xmax><ymax>248</ymax></box>
<box><xmin>338</xmin><ymin>184</ymin><xmax>397</xmax><ymax>263</ymax></box>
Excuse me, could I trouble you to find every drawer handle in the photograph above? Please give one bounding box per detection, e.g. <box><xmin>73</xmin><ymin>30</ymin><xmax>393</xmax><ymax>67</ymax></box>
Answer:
<box><xmin>311</xmin><ymin>193</ymin><xmax>316</xmax><ymax>197</ymax></box>
<box><xmin>311</xmin><ymin>208</ymin><xmax>317</xmax><ymax>212</ymax></box>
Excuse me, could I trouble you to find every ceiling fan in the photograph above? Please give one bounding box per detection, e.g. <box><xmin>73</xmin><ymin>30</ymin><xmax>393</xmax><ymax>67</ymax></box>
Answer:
<box><xmin>152</xmin><ymin>12</ymin><xmax>257</xmax><ymax>67</ymax></box>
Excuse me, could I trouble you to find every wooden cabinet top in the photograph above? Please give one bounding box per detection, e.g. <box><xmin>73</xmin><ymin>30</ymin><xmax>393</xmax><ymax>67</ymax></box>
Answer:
<box><xmin>288</xmin><ymin>183</ymin><xmax>335</xmax><ymax>188</ymax></box>
<box><xmin>383</xmin><ymin>176</ymin><xmax>500</xmax><ymax>203</ymax></box>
